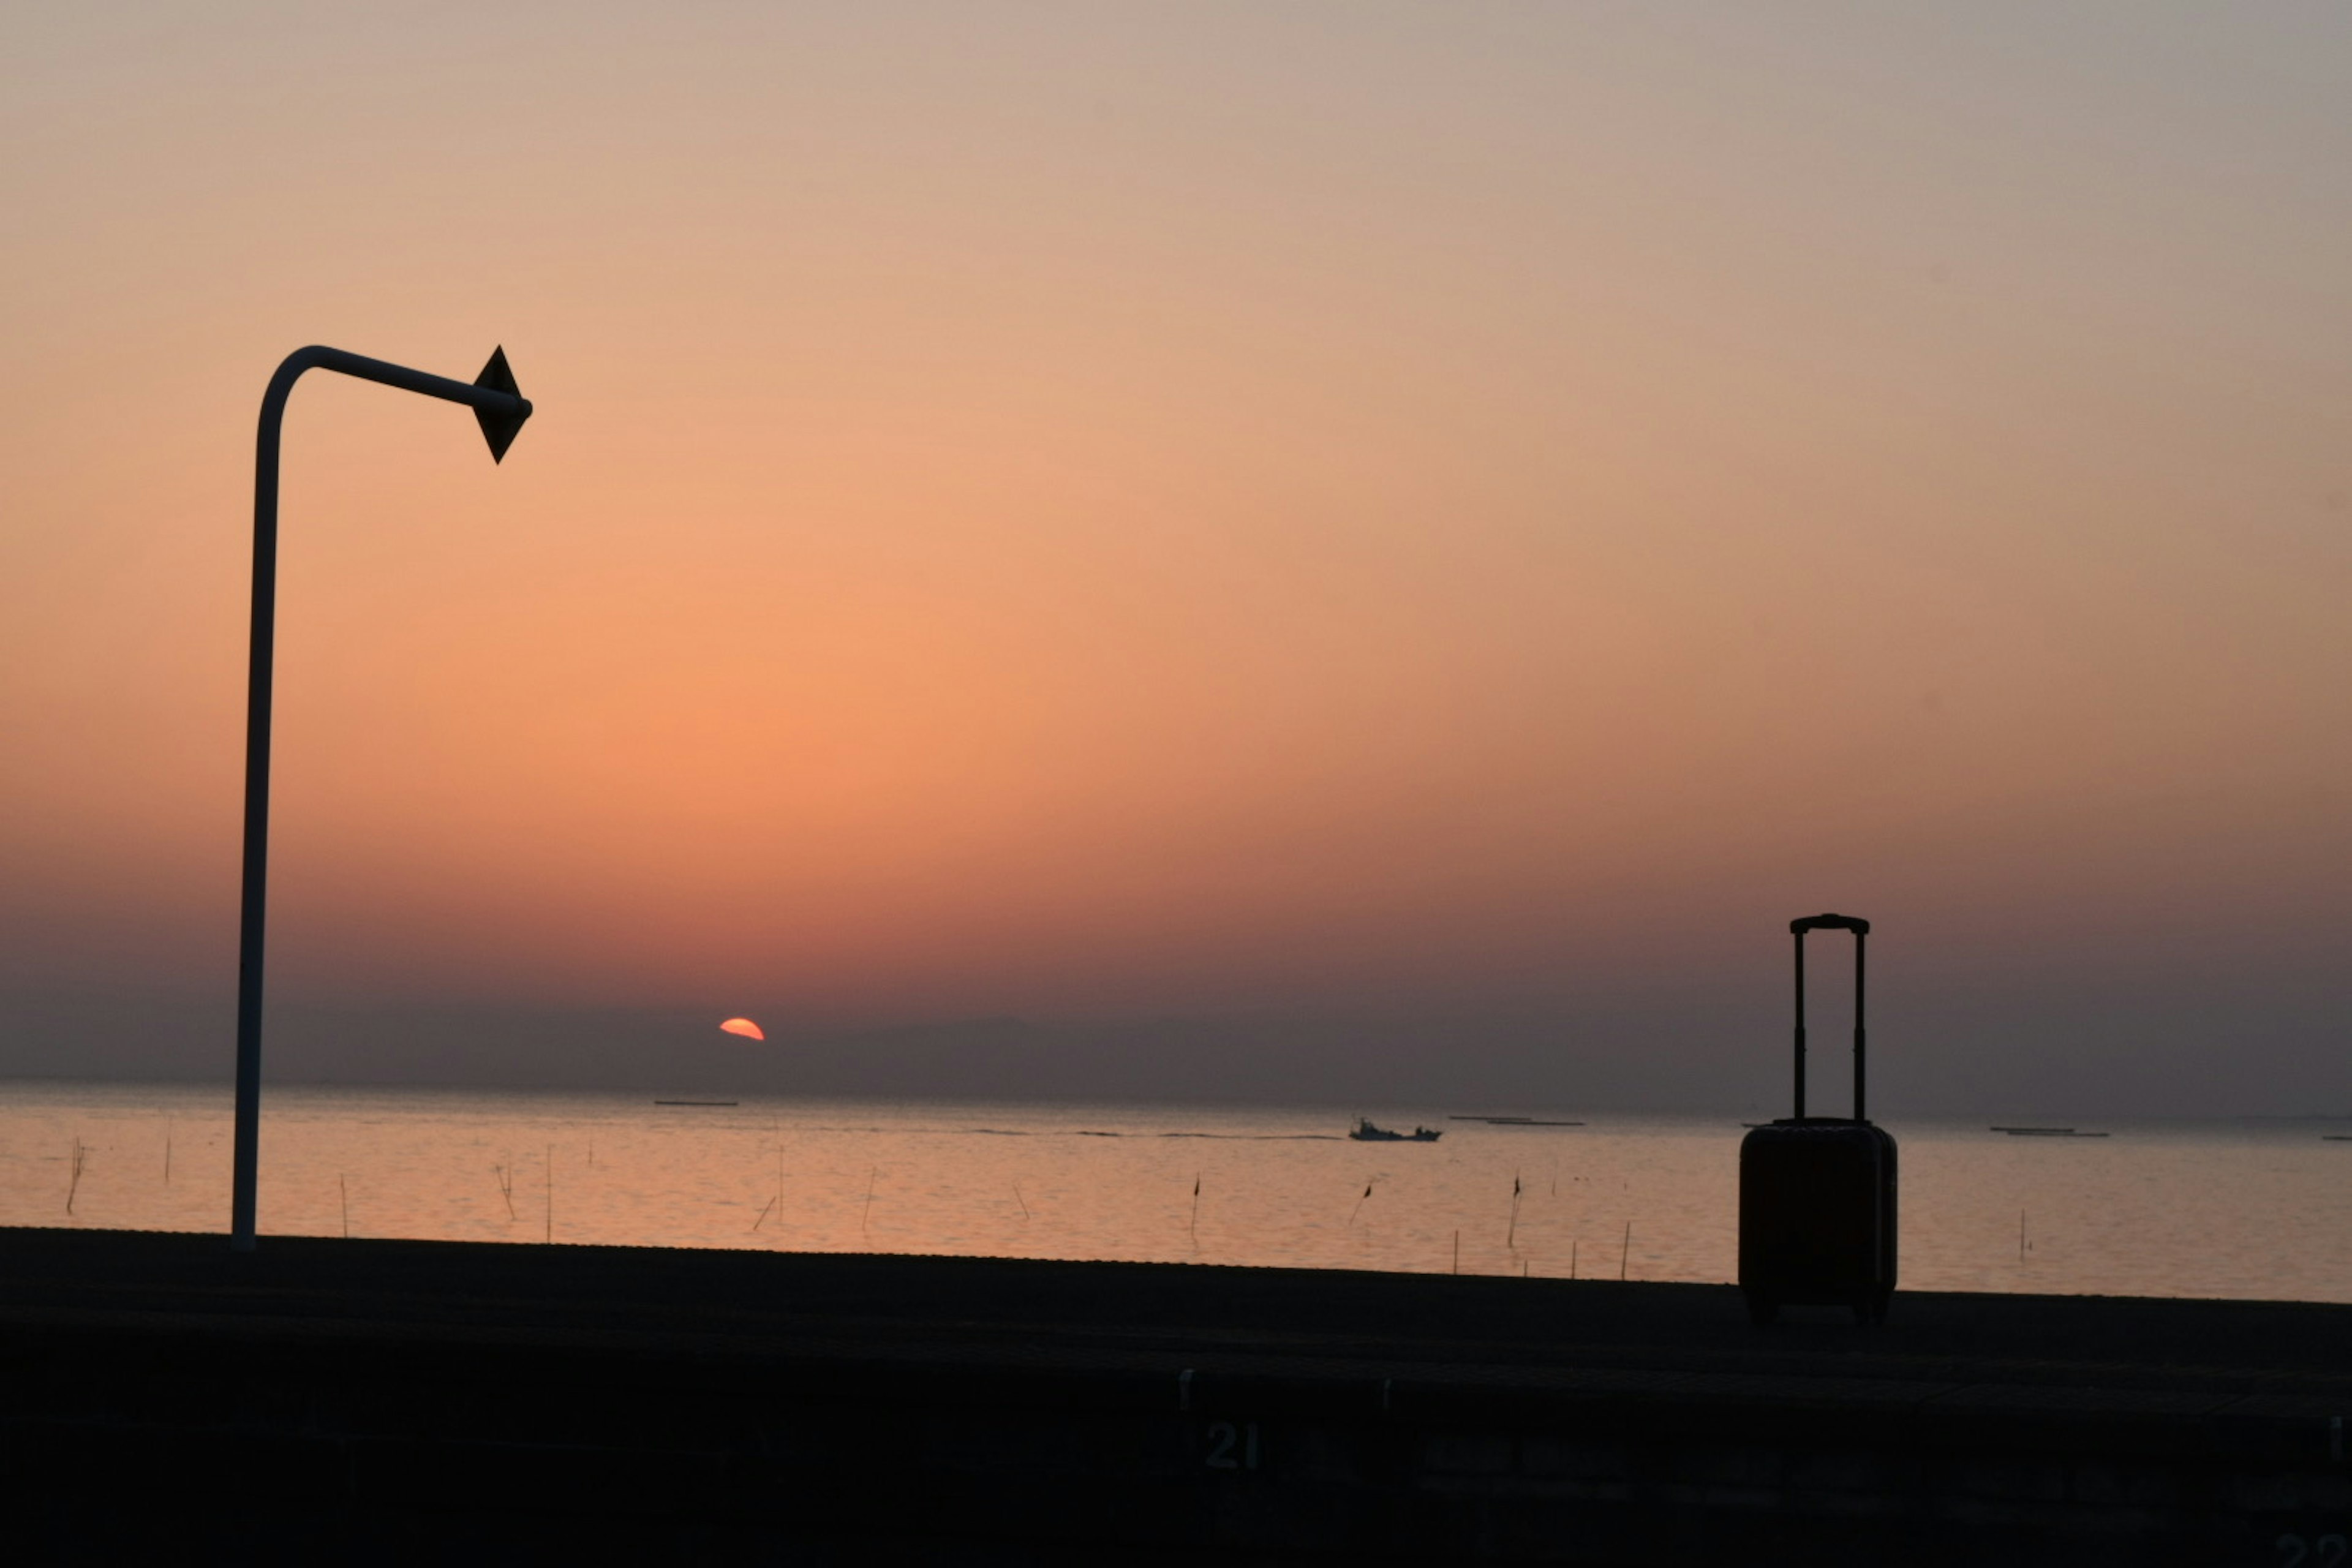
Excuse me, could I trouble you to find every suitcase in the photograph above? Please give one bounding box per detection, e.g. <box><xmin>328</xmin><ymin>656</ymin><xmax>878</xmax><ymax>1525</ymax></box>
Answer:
<box><xmin>1738</xmin><ymin>913</ymin><xmax>1897</xmax><ymax>1325</ymax></box>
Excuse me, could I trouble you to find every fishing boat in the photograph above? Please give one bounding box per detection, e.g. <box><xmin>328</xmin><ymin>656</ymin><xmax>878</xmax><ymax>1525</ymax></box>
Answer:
<box><xmin>1350</xmin><ymin>1118</ymin><xmax>1441</xmax><ymax>1143</ymax></box>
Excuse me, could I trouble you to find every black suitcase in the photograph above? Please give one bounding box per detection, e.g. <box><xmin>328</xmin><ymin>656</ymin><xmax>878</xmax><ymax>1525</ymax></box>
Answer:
<box><xmin>1738</xmin><ymin>913</ymin><xmax>1897</xmax><ymax>1325</ymax></box>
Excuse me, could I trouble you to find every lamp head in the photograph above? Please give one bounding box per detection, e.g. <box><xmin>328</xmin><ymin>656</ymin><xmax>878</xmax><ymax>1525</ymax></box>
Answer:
<box><xmin>473</xmin><ymin>346</ymin><xmax>530</xmax><ymax>462</ymax></box>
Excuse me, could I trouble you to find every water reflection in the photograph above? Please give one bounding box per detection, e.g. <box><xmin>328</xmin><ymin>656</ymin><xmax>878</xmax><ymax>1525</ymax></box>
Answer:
<box><xmin>4</xmin><ymin>1080</ymin><xmax>2350</xmax><ymax>1302</ymax></box>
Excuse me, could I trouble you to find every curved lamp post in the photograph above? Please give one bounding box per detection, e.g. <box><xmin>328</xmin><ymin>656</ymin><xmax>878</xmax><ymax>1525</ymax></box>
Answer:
<box><xmin>232</xmin><ymin>345</ymin><xmax>533</xmax><ymax>1251</ymax></box>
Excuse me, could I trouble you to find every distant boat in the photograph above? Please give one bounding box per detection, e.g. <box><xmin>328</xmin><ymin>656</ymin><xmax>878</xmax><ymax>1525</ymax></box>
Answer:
<box><xmin>1448</xmin><ymin>1115</ymin><xmax>1585</xmax><ymax>1127</ymax></box>
<box><xmin>1351</xmin><ymin>1118</ymin><xmax>1441</xmax><ymax>1143</ymax></box>
<box><xmin>1991</xmin><ymin>1126</ymin><xmax>2109</xmax><ymax>1137</ymax></box>
<box><xmin>655</xmin><ymin>1100</ymin><xmax>739</xmax><ymax>1107</ymax></box>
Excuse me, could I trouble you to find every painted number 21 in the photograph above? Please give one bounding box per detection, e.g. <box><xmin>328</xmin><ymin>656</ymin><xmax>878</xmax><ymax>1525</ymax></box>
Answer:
<box><xmin>1205</xmin><ymin>1420</ymin><xmax>1261</xmax><ymax>1471</ymax></box>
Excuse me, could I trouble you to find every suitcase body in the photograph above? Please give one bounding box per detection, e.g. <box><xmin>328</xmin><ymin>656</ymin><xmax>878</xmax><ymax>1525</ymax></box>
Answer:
<box><xmin>1737</xmin><ymin>913</ymin><xmax>1897</xmax><ymax>1325</ymax></box>
<box><xmin>1739</xmin><ymin>1118</ymin><xmax>1896</xmax><ymax>1320</ymax></box>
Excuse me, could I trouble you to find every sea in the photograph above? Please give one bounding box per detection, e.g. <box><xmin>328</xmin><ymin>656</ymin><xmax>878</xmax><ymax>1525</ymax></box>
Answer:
<box><xmin>6</xmin><ymin>1079</ymin><xmax>2351</xmax><ymax>1303</ymax></box>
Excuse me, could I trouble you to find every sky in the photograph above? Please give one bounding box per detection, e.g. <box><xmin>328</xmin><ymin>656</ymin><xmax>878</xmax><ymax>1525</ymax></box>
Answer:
<box><xmin>2</xmin><ymin>2</ymin><xmax>2348</xmax><ymax>1115</ymax></box>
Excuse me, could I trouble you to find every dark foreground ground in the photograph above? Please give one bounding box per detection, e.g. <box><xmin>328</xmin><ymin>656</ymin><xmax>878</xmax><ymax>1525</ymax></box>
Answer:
<box><xmin>1</xmin><ymin>1228</ymin><xmax>2346</xmax><ymax>1564</ymax></box>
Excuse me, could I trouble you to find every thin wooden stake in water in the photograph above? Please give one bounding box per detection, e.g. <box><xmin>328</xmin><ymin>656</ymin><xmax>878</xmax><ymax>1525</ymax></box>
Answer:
<box><xmin>1012</xmin><ymin>1182</ymin><xmax>1030</xmax><ymax>1220</ymax></box>
<box><xmin>164</xmin><ymin>1118</ymin><xmax>173</xmax><ymax>1185</ymax></box>
<box><xmin>1570</xmin><ymin>1239</ymin><xmax>1578</xmax><ymax>1279</ymax></box>
<box><xmin>494</xmin><ymin>1163</ymin><xmax>516</xmax><ymax>1221</ymax></box>
<box><xmin>545</xmin><ymin>1144</ymin><xmax>553</xmax><ymax>1244</ymax></box>
<box><xmin>1348</xmin><ymin>1180</ymin><xmax>1373</xmax><ymax>1227</ymax></box>
<box><xmin>1506</xmin><ymin>1170</ymin><xmax>1521</xmax><ymax>1250</ymax></box>
<box><xmin>861</xmin><ymin>1166</ymin><xmax>877</xmax><ymax>1234</ymax></box>
<box><xmin>1189</xmin><ymin>1172</ymin><xmax>1201</xmax><ymax>1240</ymax></box>
<box><xmin>750</xmin><ymin>1196</ymin><xmax>776</xmax><ymax>1232</ymax></box>
<box><xmin>339</xmin><ymin>1173</ymin><xmax>349</xmax><ymax>1238</ymax></box>
<box><xmin>1619</xmin><ymin>1221</ymin><xmax>1632</xmax><ymax>1281</ymax></box>
<box><xmin>66</xmin><ymin>1136</ymin><xmax>86</xmax><ymax>1215</ymax></box>
<box><xmin>1452</xmin><ymin>1229</ymin><xmax>1460</xmax><ymax>1275</ymax></box>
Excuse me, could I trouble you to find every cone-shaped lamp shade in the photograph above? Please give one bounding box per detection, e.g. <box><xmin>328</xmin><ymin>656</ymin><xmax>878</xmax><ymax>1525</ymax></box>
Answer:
<box><xmin>473</xmin><ymin>346</ymin><xmax>530</xmax><ymax>462</ymax></box>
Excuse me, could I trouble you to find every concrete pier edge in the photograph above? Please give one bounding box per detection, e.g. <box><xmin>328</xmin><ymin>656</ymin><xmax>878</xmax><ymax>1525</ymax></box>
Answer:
<box><xmin>2</xmin><ymin>1228</ymin><xmax>2346</xmax><ymax>1562</ymax></box>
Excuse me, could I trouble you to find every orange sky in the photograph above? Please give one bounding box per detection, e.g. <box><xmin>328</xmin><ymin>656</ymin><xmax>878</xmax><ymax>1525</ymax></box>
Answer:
<box><xmin>2</xmin><ymin>5</ymin><xmax>2349</xmax><ymax>1110</ymax></box>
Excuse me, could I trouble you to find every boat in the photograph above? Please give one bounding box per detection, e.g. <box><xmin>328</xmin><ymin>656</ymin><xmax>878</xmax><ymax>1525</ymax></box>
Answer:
<box><xmin>1350</xmin><ymin>1118</ymin><xmax>1441</xmax><ymax>1142</ymax></box>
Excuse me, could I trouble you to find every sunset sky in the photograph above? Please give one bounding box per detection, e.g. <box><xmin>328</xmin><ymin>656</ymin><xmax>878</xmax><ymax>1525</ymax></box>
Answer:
<box><xmin>3</xmin><ymin>3</ymin><xmax>2348</xmax><ymax>1114</ymax></box>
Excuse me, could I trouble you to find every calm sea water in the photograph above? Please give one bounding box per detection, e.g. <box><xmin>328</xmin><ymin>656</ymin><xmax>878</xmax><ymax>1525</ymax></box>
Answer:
<box><xmin>5</xmin><ymin>1079</ymin><xmax>2350</xmax><ymax>1303</ymax></box>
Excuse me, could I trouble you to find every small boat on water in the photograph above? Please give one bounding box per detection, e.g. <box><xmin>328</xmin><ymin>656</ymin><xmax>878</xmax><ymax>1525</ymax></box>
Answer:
<box><xmin>1351</xmin><ymin>1118</ymin><xmax>1441</xmax><ymax>1143</ymax></box>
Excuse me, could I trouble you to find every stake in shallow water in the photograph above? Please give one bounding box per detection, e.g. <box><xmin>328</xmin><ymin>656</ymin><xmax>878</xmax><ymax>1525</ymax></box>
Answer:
<box><xmin>752</xmin><ymin>1150</ymin><xmax>783</xmax><ymax>1234</ymax></box>
<box><xmin>229</xmin><ymin>345</ymin><xmax>532</xmax><ymax>1253</ymax></box>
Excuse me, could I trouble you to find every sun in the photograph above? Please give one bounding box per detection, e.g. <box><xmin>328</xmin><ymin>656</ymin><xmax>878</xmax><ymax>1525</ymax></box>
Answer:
<box><xmin>719</xmin><ymin>1017</ymin><xmax>765</xmax><ymax>1041</ymax></box>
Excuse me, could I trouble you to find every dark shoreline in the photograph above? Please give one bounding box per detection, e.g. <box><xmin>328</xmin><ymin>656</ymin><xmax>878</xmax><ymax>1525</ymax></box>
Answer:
<box><xmin>4</xmin><ymin>1227</ymin><xmax>2346</xmax><ymax>1561</ymax></box>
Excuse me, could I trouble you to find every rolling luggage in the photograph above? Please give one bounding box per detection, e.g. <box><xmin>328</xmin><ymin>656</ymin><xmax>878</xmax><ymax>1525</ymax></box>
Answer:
<box><xmin>1738</xmin><ymin>913</ymin><xmax>1897</xmax><ymax>1325</ymax></box>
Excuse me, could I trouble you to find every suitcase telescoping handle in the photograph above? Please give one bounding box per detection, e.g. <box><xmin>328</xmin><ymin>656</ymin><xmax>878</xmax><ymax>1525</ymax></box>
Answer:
<box><xmin>1790</xmin><ymin>913</ymin><xmax>1870</xmax><ymax>1122</ymax></box>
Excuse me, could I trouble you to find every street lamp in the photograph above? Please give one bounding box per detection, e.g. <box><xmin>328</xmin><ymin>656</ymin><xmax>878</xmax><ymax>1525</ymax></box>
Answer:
<box><xmin>231</xmin><ymin>345</ymin><xmax>533</xmax><ymax>1251</ymax></box>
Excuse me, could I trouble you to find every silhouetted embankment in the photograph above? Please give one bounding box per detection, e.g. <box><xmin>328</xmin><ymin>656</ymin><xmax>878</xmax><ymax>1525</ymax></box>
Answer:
<box><xmin>0</xmin><ymin>1229</ymin><xmax>2344</xmax><ymax>1562</ymax></box>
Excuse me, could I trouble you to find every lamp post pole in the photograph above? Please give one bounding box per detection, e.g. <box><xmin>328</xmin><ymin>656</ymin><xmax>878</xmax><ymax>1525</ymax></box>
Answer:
<box><xmin>232</xmin><ymin>345</ymin><xmax>532</xmax><ymax>1252</ymax></box>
